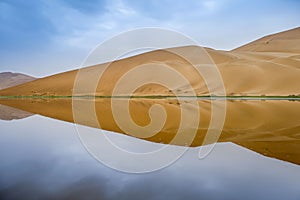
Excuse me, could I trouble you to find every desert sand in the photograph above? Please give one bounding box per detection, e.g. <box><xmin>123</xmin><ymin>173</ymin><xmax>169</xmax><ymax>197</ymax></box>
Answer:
<box><xmin>0</xmin><ymin>27</ymin><xmax>299</xmax><ymax>97</ymax></box>
<box><xmin>0</xmin><ymin>27</ymin><xmax>299</xmax><ymax>165</ymax></box>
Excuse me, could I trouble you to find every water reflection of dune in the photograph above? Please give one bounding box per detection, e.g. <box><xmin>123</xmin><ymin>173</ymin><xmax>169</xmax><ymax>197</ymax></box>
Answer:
<box><xmin>0</xmin><ymin>98</ymin><xmax>299</xmax><ymax>166</ymax></box>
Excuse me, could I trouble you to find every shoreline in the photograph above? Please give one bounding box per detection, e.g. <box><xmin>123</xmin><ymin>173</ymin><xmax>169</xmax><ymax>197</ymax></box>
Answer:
<box><xmin>0</xmin><ymin>95</ymin><xmax>299</xmax><ymax>101</ymax></box>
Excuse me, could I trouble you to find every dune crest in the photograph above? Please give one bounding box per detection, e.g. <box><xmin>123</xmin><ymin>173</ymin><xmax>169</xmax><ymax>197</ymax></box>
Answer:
<box><xmin>233</xmin><ymin>27</ymin><xmax>300</xmax><ymax>53</ymax></box>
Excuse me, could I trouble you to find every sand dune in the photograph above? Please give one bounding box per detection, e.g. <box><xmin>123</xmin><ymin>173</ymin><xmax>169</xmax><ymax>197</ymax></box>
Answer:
<box><xmin>0</xmin><ymin>27</ymin><xmax>299</xmax><ymax>97</ymax></box>
<box><xmin>233</xmin><ymin>27</ymin><xmax>300</xmax><ymax>53</ymax></box>
<box><xmin>0</xmin><ymin>28</ymin><xmax>299</xmax><ymax>165</ymax></box>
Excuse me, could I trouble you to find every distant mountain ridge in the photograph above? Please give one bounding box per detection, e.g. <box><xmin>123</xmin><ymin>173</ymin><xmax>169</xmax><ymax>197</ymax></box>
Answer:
<box><xmin>0</xmin><ymin>72</ymin><xmax>36</xmax><ymax>90</ymax></box>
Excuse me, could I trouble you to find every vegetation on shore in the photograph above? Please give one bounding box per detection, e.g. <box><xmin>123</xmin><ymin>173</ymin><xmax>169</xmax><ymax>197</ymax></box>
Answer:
<box><xmin>0</xmin><ymin>95</ymin><xmax>299</xmax><ymax>100</ymax></box>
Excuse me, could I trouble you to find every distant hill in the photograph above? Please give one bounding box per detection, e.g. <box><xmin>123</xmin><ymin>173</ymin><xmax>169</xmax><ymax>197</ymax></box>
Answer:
<box><xmin>0</xmin><ymin>72</ymin><xmax>36</xmax><ymax>90</ymax></box>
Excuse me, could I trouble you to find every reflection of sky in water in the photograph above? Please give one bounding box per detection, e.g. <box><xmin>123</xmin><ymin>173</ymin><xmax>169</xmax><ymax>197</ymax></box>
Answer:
<box><xmin>0</xmin><ymin>115</ymin><xmax>300</xmax><ymax>200</ymax></box>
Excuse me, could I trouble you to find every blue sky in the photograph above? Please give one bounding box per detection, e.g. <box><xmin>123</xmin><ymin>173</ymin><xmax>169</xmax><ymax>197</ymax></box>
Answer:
<box><xmin>0</xmin><ymin>0</ymin><xmax>299</xmax><ymax>77</ymax></box>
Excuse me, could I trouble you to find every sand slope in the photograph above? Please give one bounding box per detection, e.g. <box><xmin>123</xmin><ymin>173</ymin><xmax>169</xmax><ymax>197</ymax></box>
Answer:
<box><xmin>233</xmin><ymin>27</ymin><xmax>300</xmax><ymax>53</ymax></box>
<box><xmin>0</xmin><ymin>28</ymin><xmax>300</xmax><ymax>97</ymax></box>
<box><xmin>0</xmin><ymin>28</ymin><xmax>300</xmax><ymax>165</ymax></box>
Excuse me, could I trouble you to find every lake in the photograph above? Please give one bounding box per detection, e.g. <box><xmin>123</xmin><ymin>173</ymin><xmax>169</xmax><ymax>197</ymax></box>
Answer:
<box><xmin>0</xmin><ymin>98</ymin><xmax>300</xmax><ymax>200</ymax></box>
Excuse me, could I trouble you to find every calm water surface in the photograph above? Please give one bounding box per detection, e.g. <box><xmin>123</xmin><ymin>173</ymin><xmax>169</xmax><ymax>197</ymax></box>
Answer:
<box><xmin>0</xmin><ymin>99</ymin><xmax>300</xmax><ymax>200</ymax></box>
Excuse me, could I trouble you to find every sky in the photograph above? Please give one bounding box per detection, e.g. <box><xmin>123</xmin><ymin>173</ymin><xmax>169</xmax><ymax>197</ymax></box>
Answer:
<box><xmin>0</xmin><ymin>0</ymin><xmax>299</xmax><ymax>77</ymax></box>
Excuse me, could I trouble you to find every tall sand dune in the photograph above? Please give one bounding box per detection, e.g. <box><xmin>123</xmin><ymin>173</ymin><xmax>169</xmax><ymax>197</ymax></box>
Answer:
<box><xmin>0</xmin><ymin>27</ymin><xmax>300</xmax><ymax>97</ymax></box>
<box><xmin>0</xmin><ymin>27</ymin><xmax>299</xmax><ymax>165</ymax></box>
